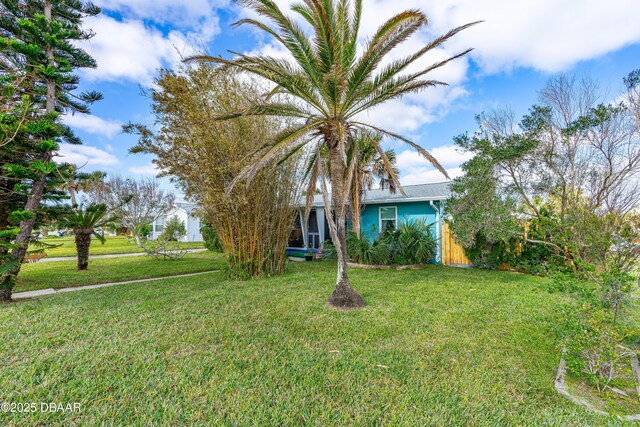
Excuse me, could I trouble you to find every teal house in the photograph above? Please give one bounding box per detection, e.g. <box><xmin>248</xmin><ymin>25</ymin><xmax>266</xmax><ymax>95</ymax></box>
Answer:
<box><xmin>288</xmin><ymin>182</ymin><xmax>451</xmax><ymax>264</ymax></box>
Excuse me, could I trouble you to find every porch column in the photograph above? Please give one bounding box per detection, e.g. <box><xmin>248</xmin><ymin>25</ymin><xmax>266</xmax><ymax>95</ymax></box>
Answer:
<box><xmin>430</xmin><ymin>201</ymin><xmax>442</xmax><ymax>264</ymax></box>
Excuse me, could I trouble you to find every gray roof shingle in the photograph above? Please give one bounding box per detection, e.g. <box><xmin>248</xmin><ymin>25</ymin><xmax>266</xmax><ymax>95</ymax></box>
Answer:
<box><xmin>363</xmin><ymin>182</ymin><xmax>451</xmax><ymax>203</ymax></box>
<box><xmin>303</xmin><ymin>182</ymin><xmax>451</xmax><ymax>207</ymax></box>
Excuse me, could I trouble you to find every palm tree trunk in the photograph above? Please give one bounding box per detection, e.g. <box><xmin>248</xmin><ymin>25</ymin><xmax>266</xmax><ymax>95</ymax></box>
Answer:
<box><xmin>75</xmin><ymin>230</ymin><xmax>92</xmax><ymax>270</ymax></box>
<box><xmin>326</xmin><ymin>145</ymin><xmax>365</xmax><ymax>309</ymax></box>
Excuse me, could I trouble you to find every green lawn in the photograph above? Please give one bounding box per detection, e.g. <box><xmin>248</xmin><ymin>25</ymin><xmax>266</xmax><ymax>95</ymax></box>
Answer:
<box><xmin>0</xmin><ymin>262</ymin><xmax>635</xmax><ymax>425</ymax></box>
<box><xmin>15</xmin><ymin>251</ymin><xmax>225</xmax><ymax>293</ymax></box>
<box><xmin>34</xmin><ymin>235</ymin><xmax>205</xmax><ymax>257</ymax></box>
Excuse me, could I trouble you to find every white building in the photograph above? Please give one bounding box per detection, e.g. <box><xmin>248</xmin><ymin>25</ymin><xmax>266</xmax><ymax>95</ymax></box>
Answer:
<box><xmin>149</xmin><ymin>202</ymin><xmax>204</xmax><ymax>242</ymax></box>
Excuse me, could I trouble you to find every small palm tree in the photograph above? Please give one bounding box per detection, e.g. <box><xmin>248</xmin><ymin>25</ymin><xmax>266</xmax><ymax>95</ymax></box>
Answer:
<box><xmin>349</xmin><ymin>131</ymin><xmax>399</xmax><ymax>237</ymax></box>
<box><xmin>59</xmin><ymin>167</ymin><xmax>107</xmax><ymax>207</ymax></box>
<box><xmin>59</xmin><ymin>204</ymin><xmax>113</xmax><ymax>270</ymax></box>
<box><xmin>188</xmin><ymin>0</ymin><xmax>477</xmax><ymax>308</ymax></box>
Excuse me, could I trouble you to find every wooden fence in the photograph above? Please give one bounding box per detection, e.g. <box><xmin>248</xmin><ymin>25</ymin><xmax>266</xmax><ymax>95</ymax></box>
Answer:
<box><xmin>441</xmin><ymin>222</ymin><xmax>473</xmax><ymax>267</ymax></box>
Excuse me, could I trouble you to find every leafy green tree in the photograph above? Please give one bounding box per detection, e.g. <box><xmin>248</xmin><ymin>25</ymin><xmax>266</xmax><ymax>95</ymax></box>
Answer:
<box><xmin>448</xmin><ymin>73</ymin><xmax>640</xmax><ymax>388</ymax></box>
<box><xmin>187</xmin><ymin>0</ymin><xmax>477</xmax><ymax>308</ymax></box>
<box><xmin>0</xmin><ymin>0</ymin><xmax>101</xmax><ymax>301</ymax></box>
<box><xmin>58</xmin><ymin>204</ymin><xmax>113</xmax><ymax>270</ymax></box>
<box><xmin>349</xmin><ymin>131</ymin><xmax>399</xmax><ymax>237</ymax></box>
<box><xmin>159</xmin><ymin>216</ymin><xmax>186</xmax><ymax>242</ymax></box>
<box><xmin>449</xmin><ymin>75</ymin><xmax>640</xmax><ymax>271</ymax></box>
<box><xmin>201</xmin><ymin>225</ymin><xmax>223</xmax><ymax>252</ymax></box>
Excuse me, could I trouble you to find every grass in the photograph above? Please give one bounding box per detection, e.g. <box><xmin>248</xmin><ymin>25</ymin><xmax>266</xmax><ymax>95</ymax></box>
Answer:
<box><xmin>15</xmin><ymin>251</ymin><xmax>225</xmax><ymax>293</ymax></box>
<box><xmin>0</xmin><ymin>262</ymin><xmax>636</xmax><ymax>425</ymax></box>
<box><xmin>33</xmin><ymin>235</ymin><xmax>205</xmax><ymax>257</ymax></box>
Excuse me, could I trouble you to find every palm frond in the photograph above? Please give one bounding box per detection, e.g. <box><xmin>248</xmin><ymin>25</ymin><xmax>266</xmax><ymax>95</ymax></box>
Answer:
<box><xmin>354</xmin><ymin>121</ymin><xmax>449</xmax><ymax>178</ymax></box>
<box><xmin>349</xmin><ymin>79</ymin><xmax>445</xmax><ymax>118</ymax></box>
<box><xmin>345</xmin><ymin>10</ymin><xmax>427</xmax><ymax>106</ymax></box>
<box><xmin>367</xmin><ymin>135</ymin><xmax>404</xmax><ymax>195</ymax></box>
<box><xmin>228</xmin><ymin>119</ymin><xmax>324</xmax><ymax>191</ymax></box>
<box><xmin>368</xmin><ymin>21</ymin><xmax>480</xmax><ymax>92</ymax></box>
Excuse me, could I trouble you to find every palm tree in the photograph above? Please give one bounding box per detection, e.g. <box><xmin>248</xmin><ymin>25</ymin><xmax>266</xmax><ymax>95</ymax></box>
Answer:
<box><xmin>58</xmin><ymin>166</ymin><xmax>107</xmax><ymax>207</ymax></box>
<box><xmin>188</xmin><ymin>0</ymin><xmax>478</xmax><ymax>308</ymax></box>
<box><xmin>59</xmin><ymin>204</ymin><xmax>113</xmax><ymax>271</ymax></box>
<box><xmin>349</xmin><ymin>131</ymin><xmax>399</xmax><ymax>237</ymax></box>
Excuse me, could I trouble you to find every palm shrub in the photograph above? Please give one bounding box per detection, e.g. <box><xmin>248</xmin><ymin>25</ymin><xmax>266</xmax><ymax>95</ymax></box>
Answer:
<box><xmin>187</xmin><ymin>0</ymin><xmax>477</xmax><ymax>308</ymax></box>
<box><xmin>380</xmin><ymin>219</ymin><xmax>437</xmax><ymax>265</ymax></box>
<box><xmin>58</xmin><ymin>204</ymin><xmax>114</xmax><ymax>270</ymax></box>
<box><xmin>348</xmin><ymin>132</ymin><xmax>399</xmax><ymax>238</ymax></box>
<box><xmin>345</xmin><ymin>231</ymin><xmax>391</xmax><ymax>265</ymax></box>
<box><xmin>325</xmin><ymin>220</ymin><xmax>437</xmax><ymax>266</ymax></box>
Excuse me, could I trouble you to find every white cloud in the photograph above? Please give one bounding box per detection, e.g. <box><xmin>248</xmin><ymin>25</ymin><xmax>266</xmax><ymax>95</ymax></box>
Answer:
<box><xmin>55</xmin><ymin>144</ymin><xmax>119</xmax><ymax>167</ymax></box>
<box><xmin>358</xmin><ymin>85</ymin><xmax>469</xmax><ymax>134</ymax></box>
<box><xmin>396</xmin><ymin>144</ymin><xmax>473</xmax><ymax>185</ymax></box>
<box><xmin>128</xmin><ymin>163</ymin><xmax>161</xmax><ymax>176</ymax></box>
<box><xmin>358</xmin><ymin>0</ymin><xmax>640</xmax><ymax>74</ymax></box>
<box><xmin>63</xmin><ymin>113</ymin><xmax>121</xmax><ymax>138</ymax></box>
<box><xmin>80</xmin><ymin>15</ymin><xmax>201</xmax><ymax>85</ymax></box>
<box><xmin>402</xmin><ymin>167</ymin><xmax>465</xmax><ymax>186</ymax></box>
<box><xmin>95</xmin><ymin>0</ymin><xmax>226</xmax><ymax>27</ymax></box>
<box><xmin>240</xmin><ymin>1</ymin><xmax>640</xmax><ymax>134</ymax></box>
<box><xmin>398</xmin><ymin>145</ymin><xmax>473</xmax><ymax>169</ymax></box>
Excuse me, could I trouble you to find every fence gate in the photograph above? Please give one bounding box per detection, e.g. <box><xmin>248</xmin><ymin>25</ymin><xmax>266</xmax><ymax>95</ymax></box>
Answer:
<box><xmin>441</xmin><ymin>222</ymin><xmax>473</xmax><ymax>267</ymax></box>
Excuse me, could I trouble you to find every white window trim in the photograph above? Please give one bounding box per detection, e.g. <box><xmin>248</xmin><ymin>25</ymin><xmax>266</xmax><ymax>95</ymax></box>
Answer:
<box><xmin>379</xmin><ymin>206</ymin><xmax>397</xmax><ymax>231</ymax></box>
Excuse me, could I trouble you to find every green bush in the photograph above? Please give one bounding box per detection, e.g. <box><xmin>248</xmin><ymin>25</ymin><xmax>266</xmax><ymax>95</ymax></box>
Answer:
<box><xmin>322</xmin><ymin>220</ymin><xmax>437</xmax><ymax>266</ymax></box>
<box><xmin>380</xmin><ymin>219</ymin><xmax>437</xmax><ymax>265</ymax></box>
<box><xmin>139</xmin><ymin>224</ymin><xmax>152</xmax><ymax>239</ymax></box>
<box><xmin>159</xmin><ymin>216</ymin><xmax>186</xmax><ymax>241</ymax></box>
<box><xmin>346</xmin><ymin>231</ymin><xmax>392</xmax><ymax>265</ymax></box>
<box><xmin>201</xmin><ymin>225</ymin><xmax>223</xmax><ymax>252</ymax></box>
<box><xmin>460</xmin><ymin>208</ymin><xmax>564</xmax><ymax>275</ymax></box>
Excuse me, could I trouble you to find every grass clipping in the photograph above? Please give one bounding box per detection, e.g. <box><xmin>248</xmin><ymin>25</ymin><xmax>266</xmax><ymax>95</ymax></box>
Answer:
<box><xmin>130</xmin><ymin>65</ymin><xmax>300</xmax><ymax>279</ymax></box>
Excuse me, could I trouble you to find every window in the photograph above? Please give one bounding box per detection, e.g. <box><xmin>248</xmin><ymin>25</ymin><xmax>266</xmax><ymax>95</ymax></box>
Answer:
<box><xmin>379</xmin><ymin>206</ymin><xmax>397</xmax><ymax>231</ymax></box>
<box><xmin>154</xmin><ymin>216</ymin><xmax>165</xmax><ymax>232</ymax></box>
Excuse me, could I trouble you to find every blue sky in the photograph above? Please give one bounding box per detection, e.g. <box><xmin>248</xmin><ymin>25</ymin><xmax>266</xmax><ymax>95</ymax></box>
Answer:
<box><xmin>56</xmin><ymin>0</ymin><xmax>640</xmax><ymax>192</ymax></box>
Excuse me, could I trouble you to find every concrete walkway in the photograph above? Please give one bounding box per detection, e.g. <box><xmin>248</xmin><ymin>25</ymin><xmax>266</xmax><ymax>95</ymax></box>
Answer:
<box><xmin>39</xmin><ymin>248</ymin><xmax>208</xmax><ymax>263</ymax></box>
<box><xmin>12</xmin><ymin>270</ymin><xmax>219</xmax><ymax>300</ymax></box>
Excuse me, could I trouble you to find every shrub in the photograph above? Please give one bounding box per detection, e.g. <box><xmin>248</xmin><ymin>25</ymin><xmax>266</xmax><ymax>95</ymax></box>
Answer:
<box><xmin>345</xmin><ymin>231</ymin><xmax>392</xmax><ymax>265</ymax></box>
<box><xmin>201</xmin><ymin>225</ymin><xmax>223</xmax><ymax>252</ymax></box>
<box><xmin>326</xmin><ymin>220</ymin><xmax>437</xmax><ymax>266</ymax></box>
<box><xmin>380</xmin><ymin>219</ymin><xmax>437</xmax><ymax>265</ymax></box>
<box><xmin>139</xmin><ymin>224</ymin><xmax>152</xmax><ymax>239</ymax></box>
<box><xmin>159</xmin><ymin>216</ymin><xmax>186</xmax><ymax>241</ymax></box>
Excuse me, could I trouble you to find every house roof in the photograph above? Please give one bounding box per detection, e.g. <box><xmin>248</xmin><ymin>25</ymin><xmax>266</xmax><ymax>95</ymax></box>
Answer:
<box><xmin>363</xmin><ymin>182</ymin><xmax>451</xmax><ymax>204</ymax></box>
<box><xmin>174</xmin><ymin>202</ymin><xmax>198</xmax><ymax>214</ymax></box>
<box><xmin>303</xmin><ymin>182</ymin><xmax>451</xmax><ymax>208</ymax></box>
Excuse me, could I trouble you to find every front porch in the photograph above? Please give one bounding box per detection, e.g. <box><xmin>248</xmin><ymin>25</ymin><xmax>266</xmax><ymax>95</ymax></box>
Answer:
<box><xmin>287</xmin><ymin>208</ymin><xmax>331</xmax><ymax>256</ymax></box>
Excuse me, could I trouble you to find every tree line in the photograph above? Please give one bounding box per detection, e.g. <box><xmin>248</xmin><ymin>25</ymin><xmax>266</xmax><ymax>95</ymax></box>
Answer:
<box><xmin>447</xmin><ymin>71</ymin><xmax>640</xmax><ymax>393</ymax></box>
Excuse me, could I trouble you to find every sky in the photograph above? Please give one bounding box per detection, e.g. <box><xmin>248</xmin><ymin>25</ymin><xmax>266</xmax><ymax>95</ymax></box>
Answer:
<box><xmin>55</xmin><ymin>0</ymin><xmax>640</xmax><ymax>194</ymax></box>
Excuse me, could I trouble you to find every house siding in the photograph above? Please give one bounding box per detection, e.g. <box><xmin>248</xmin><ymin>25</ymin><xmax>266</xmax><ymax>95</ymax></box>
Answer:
<box><xmin>360</xmin><ymin>200</ymin><xmax>443</xmax><ymax>264</ymax></box>
<box><xmin>360</xmin><ymin>201</ymin><xmax>438</xmax><ymax>238</ymax></box>
<box><xmin>150</xmin><ymin>206</ymin><xmax>204</xmax><ymax>242</ymax></box>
